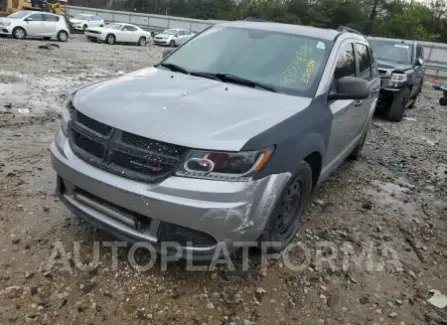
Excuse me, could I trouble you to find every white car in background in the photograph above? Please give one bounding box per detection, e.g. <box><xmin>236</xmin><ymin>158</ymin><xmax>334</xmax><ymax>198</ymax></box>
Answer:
<box><xmin>153</xmin><ymin>28</ymin><xmax>195</xmax><ymax>47</ymax></box>
<box><xmin>85</xmin><ymin>23</ymin><xmax>151</xmax><ymax>46</ymax></box>
<box><xmin>69</xmin><ymin>14</ymin><xmax>104</xmax><ymax>32</ymax></box>
<box><xmin>0</xmin><ymin>11</ymin><xmax>70</xmax><ymax>42</ymax></box>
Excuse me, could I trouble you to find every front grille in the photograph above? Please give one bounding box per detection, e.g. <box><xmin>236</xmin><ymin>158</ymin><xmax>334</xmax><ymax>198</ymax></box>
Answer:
<box><xmin>158</xmin><ymin>222</ymin><xmax>217</xmax><ymax>248</ymax></box>
<box><xmin>77</xmin><ymin>111</ymin><xmax>112</xmax><ymax>136</ymax></box>
<box><xmin>72</xmin><ymin>129</ymin><xmax>106</xmax><ymax>159</ymax></box>
<box><xmin>69</xmin><ymin>108</ymin><xmax>188</xmax><ymax>183</ymax></box>
<box><xmin>378</xmin><ymin>69</ymin><xmax>388</xmax><ymax>77</ymax></box>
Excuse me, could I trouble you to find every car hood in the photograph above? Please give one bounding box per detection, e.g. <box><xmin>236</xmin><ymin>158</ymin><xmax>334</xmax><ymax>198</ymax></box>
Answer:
<box><xmin>155</xmin><ymin>33</ymin><xmax>172</xmax><ymax>38</ymax></box>
<box><xmin>85</xmin><ymin>26</ymin><xmax>103</xmax><ymax>32</ymax></box>
<box><xmin>73</xmin><ymin>67</ymin><xmax>311</xmax><ymax>151</ymax></box>
<box><xmin>377</xmin><ymin>59</ymin><xmax>413</xmax><ymax>72</ymax></box>
<box><xmin>0</xmin><ymin>18</ymin><xmax>11</xmax><ymax>25</ymax></box>
<box><xmin>69</xmin><ymin>19</ymin><xmax>85</xmax><ymax>24</ymax></box>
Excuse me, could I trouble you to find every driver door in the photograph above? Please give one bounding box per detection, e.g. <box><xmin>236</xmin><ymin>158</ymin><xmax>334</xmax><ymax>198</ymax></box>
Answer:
<box><xmin>23</xmin><ymin>13</ymin><xmax>46</xmax><ymax>36</ymax></box>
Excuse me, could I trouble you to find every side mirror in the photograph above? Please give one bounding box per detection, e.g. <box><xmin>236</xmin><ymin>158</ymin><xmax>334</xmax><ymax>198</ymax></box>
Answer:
<box><xmin>416</xmin><ymin>58</ymin><xmax>424</xmax><ymax>66</ymax></box>
<box><xmin>25</xmin><ymin>17</ymin><xmax>33</xmax><ymax>21</ymax></box>
<box><xmin>327</xmin><ymin>76</ymin><xmax>369</xmax><ymax>101</ymax></box>
<box><xmin>162</xmin><ymin>47</ymin><xmax>175</xmax><ymax>59</ymax></box>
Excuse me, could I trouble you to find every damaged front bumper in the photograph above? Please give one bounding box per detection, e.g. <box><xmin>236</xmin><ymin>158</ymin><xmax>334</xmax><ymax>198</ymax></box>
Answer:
<box><xmin>50</xmin><ymin>129</ymin><xmax>291</xmax><ymax>260</ymax></box>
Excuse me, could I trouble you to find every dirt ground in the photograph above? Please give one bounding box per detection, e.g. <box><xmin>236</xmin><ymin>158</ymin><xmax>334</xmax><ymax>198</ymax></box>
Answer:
<box><xmin>0</xmin><ymin>35</ymin><xmax>446</xmax><ymax>325</ymax></box>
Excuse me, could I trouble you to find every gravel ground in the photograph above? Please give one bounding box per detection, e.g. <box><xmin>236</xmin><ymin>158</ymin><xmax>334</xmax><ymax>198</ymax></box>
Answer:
<box><xmin>0</xmin><ymin>35</ymin><xmax>446</xmax><ymax>325</ymax></box>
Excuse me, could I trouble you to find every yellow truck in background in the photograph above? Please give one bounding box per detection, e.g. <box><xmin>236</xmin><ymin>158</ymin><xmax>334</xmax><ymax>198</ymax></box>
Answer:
<box><xmin>0</xmin><ymin>0</ymin><xmax>67</xmax><ymax>17</ymax></box>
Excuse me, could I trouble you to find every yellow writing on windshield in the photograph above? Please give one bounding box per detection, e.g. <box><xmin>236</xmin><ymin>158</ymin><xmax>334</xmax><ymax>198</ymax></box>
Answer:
<box><xmin>301</xmin><ymin>59</ymin><xmax>317</xmax><ymax>84</ymax></box>
<box><xmin>281</xmin><ymin>44</ymin><xmax>313</xmax><ymax>86</ymax></box>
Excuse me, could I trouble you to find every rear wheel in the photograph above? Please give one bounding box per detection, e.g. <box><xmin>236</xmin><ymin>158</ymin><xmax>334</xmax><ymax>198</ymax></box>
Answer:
<box><xmin>12</xmin><ymin>27</ymin><xmax>26</xmax><ymax>39</ymax></box>
<box><xmin>258</xmin><ymin>161</ymin><xmax>313</xmax><ymax>254</ymax></box>
<box><xmin>387</xmin><ymin>87</ymin><xmax>410</xmax><ymax>122</ymax></box>
<box><xmin>106</xmin><ymin>34</ymin><xmax>115</xmax><ymax>45</ymax></box>
<box><xmin>138</xmin><ymin>37</ymin><xmax>146</xmax><ymax>46</ymax></box>
<box><xmin>57</xmin><ymin>30</ymin><xmax>68</xmax><ymax>42</ymax></box>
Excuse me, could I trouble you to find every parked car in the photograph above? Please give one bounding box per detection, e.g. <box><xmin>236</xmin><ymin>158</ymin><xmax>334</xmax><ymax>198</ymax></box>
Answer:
<box><xmin>51</xmin><ymin>22</ymin><xmax>379</xmax><ymax>260</ymax></box>
<box><xmin>0</xmin><ymin>10</ymin><xmax>70</xmax><ymax>41</ymax></box>
<box><xmin>85</xmin><ymin>23</ymin><xmax>151</xmax><ymax>46</ymax></box>
<box><xmin>367</xmin><ymin>36</ymin><xmax>425</xmax><ymax>122</ymax></box>
<box><xmin>69</xmin><ymin>14</ymin><xmax>104</xmax><ymax>32</ymax></box>
<box><xmin>153</xmin><ymin>28</ymin><xmax>195</xmax><ymax>47</ymax></box>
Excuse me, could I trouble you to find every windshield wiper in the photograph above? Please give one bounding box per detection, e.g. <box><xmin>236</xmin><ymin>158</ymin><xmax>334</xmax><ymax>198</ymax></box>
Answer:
<box><xmin>157</xmin><ymin>62</ymin><xmax>189</xmax><ymax>74</ymax></box>
<box><xmin>214</xmin><ymin>73</ymin><xmax>278</xmax><ymax>92</ymax></box>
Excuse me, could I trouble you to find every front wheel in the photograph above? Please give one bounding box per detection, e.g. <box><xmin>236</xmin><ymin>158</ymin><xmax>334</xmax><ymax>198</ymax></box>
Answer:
<box><xmin>57</xmin><ymin>30</ymin><xmax>68</xmax><ymax>42</ymax></box>
<box><xmin>440</xmin><ymin>97</ymin><xmax>447</xmax><ymax>106</ymax></box>
<box><xmin>258</xmin><ymin>161</ymin><xmax>313</xmax><ymax>254</ymax></box>
<box><xmin>138</xmin><ymin>37</ymin><xmax>146</xmax><ymax>46</ymax></box>
<box><xmin>387</xmin><ymin>87</ymin><xmax>410</xmax><ymax>122</ymax></box>
<box><xmin>169</xmin><ymin>40</ymin><xmax>175</xmax><ymax>47</ymax></box>
<box><xmin>13</xmin><ymin>27</ymin><xmax>26</xmax><ymax>39</ymax></box>
<box><xmin>106</xmin><ymin>34</ymin><xmax>115</xmax><ymax>45</ymax></box>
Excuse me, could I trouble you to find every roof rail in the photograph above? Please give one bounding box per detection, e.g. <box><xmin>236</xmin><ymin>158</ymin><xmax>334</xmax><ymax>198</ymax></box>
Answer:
<box><xmin>244</xmin><ymin>17</ymin><xmax>269</xmax><ymax>22</ymax></box>
<box><xmin>337</xmin><ymin>26</ymin><xmax>363</xmax><ymax>36</ymax></box>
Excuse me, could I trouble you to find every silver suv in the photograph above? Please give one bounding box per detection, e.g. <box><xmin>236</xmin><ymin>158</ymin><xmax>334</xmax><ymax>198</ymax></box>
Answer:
<box><xmin>51</xmin><ymin>22</ymin><xmax>380</xmax><ymax>259</ymax></box>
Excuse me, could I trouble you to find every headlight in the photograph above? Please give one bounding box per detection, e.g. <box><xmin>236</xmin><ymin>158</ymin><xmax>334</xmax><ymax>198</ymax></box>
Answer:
<box><xmin>60</xmin><ymin>94</ymin><xmax>74</xmax><ymax>136</ymax></box>
<box><xmin>390</xmin><ymin>73</ymin><xmax>407</xmax><ymax>83</ymax></box>
<box><xmin>2</xmin><ymin>21</ymin><xmax>11</xmax><ymax>26</ymax></box>
<box><xmin>175</xmin><ymin>147</ymin><xmax>274</xmax><ymax>182</ymax></box>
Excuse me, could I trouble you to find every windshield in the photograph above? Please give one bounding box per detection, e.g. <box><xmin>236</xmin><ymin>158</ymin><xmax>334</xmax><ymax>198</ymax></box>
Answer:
<box><xmin>8</xmin><ymin>11</ymin><xmax>29</xmax><ymax>19</ymax></box>
<box><xmin>163</xmin><ymin>29</ymin><xmax>179</xmax><ymax>35</ymax></box>
<box><xmin>72</xmin><ymin>14</ymin><xmax>88</xmax><ymax>20</ymax></box>
<box><xmin>368</xmin><ymin>40</ymin><xmax>413</xmax><ymax>64</ymax></box>
<box><xmin>106</xmin><ymin>23</ymin><xmax>122</xmax><ymax>30</ymax></box>
<box><xmin>161</xmin><ymin>26</ymin><xmax>331</xmax><ymax>97</ymax></box>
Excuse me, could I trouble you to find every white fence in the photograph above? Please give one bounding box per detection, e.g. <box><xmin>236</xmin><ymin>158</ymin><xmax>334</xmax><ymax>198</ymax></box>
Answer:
<box><xmin>66</xmin><ymin>5</ymin><xmax>214</xmax><ymax>33</ymax></box>
<box><xmin>66</xmin><ymin>5</ymin><xmax>447</xmax><ymax>79</ymax></box>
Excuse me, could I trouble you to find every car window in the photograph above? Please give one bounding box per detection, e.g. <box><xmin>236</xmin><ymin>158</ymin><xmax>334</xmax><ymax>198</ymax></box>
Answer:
<box><xmin>106</xmin><ymin>23</ymin><xmax>122</xmax><ymax>30</ymax></box>
<box><xmin>122</xmin><ymin>25</ymin><xmax>136</xmax><ymax>31</ymax></box>
<box><xmin>28</xmin><ymin>14</ymin><xmax>45</xmax><ymax>21</ymax></box>
<box><xmin>162</xmin><ymin>26</ymin><xmax>332</xmax><ymax>97</ymax></box>
<box><xmin>177</xmin><ymin>31</ymin><xmax>185</xmax><ymax>36</ymax></box>
<box><xmin>368</xmin><ymin>39</ymin><xmax>412</xmax><ymax>65</ymax></box>
<box><xmin>334</xmin><ymin>43</ymin><xmax>356</xmax><ymax>80</ymax></box>
<box><xmin>163</xmin><ymin>29</ymin><xmax>178</xmax><ymax>35</ymax></box>
<box><xmin>44</xmin><ymin>14</ymin><xmax>59</xmax><ymax>22</ymax></box>
<box><xmin>7</xmin><ymin>11</ymin><xmax>30</xmax><ymax>19</ymax></box>
<box><xmin>355</xmin><ymin>43</ymin><xmax>372</xmax><ymax>80</ymax></box>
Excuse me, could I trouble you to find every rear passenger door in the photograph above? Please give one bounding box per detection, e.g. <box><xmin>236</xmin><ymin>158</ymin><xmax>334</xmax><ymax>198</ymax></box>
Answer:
<box><xmin>42</xmin><ymin>14</ymin><xmax>59</xmax><ymax>35</ymax></box>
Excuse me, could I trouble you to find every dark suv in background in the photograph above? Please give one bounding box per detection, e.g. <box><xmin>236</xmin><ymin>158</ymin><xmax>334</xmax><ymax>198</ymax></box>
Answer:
<box><xmin>367</xmin><ymin>37</ymin><xmax>425</xmax><ymax>122</ymax></box>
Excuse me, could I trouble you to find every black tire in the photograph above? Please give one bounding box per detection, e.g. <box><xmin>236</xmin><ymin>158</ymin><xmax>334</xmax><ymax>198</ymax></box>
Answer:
<box><xmin>169</xmin><ymin>40</ymin><xmax>175</xmax><ymax>47</ymax></box>
<box><xmin>12</xmin><ymin>27</ymin><xmax>26</xmax><ymax>39</ymax></box>
<box><xmin>138</xmin><ymin>37</ymin><xmax>146</xmax><ymax>46</ymax></box>
<box><xmin>387</xmin><ymin>87</ymin><xmax>410</xmax><ymax>122</ymax></box>
<box><xmin>57</xmin><ymin>30</ymin><xmax>68</xmax><ymax>42</ymax></box>
<box><xmin>99</xmin><ymin>25</ymin><xmax>104</xmax><ymax>27</ymax></box>
<box><xmin>83</xmin><ymin>24</ymin><xmax>87</xmax><ymax>32</ymax></box>
<box><xmin>258</xmin><ymin>161</ymin><xmax>313</xmax><ymax>254</ymax></box>
<box><xmin>106</xmin><ymin>34</ymin><xmax>115</xmax><ymax>45</ymax></box>
<box><xmin>440</xmin><ymin>97</ymin><xmax>447</xmax><ymax>106</ymax></box>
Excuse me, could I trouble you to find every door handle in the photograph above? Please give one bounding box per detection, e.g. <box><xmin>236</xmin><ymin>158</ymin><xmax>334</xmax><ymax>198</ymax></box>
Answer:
<box><xmin>354</xmin><ymin>100</ymin><xmax>363</xmax><ymax>107</ymax></box>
